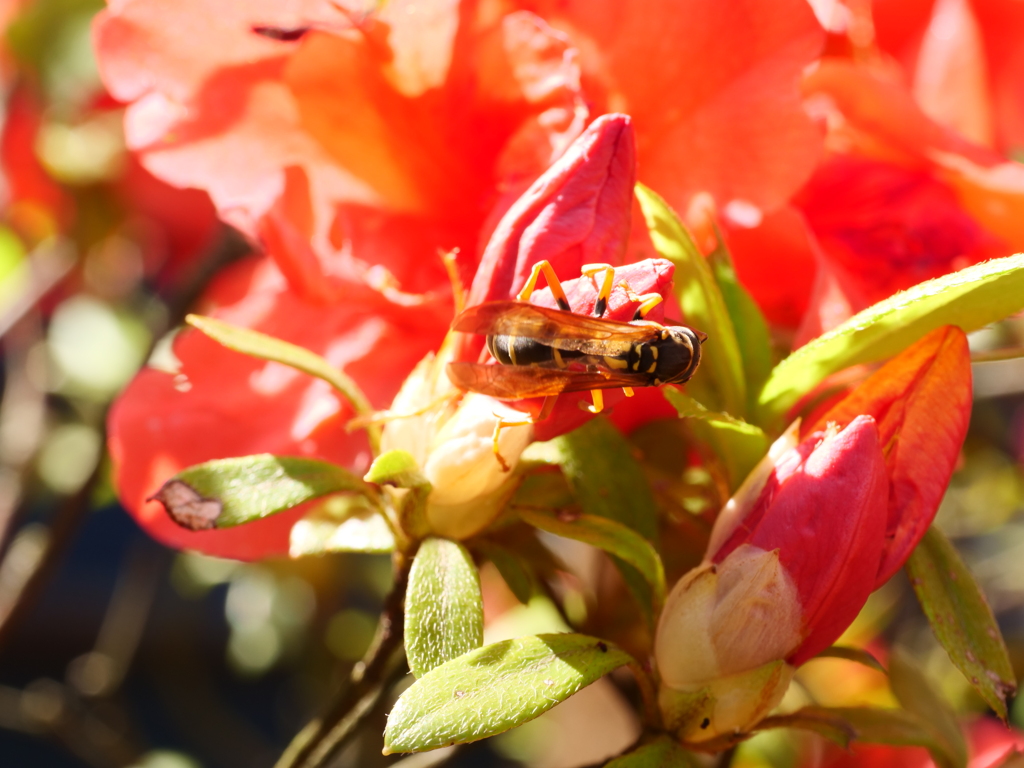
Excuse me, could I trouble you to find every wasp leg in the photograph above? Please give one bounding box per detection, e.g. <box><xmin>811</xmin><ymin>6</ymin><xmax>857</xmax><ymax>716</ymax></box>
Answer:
<box><xmin>621</xmin><ymin>387</ymin><xmax>635</xmax><ymax>398</ymax></box>
<box><xmin>537</xmin><ymin>395</ymin><xmax>556</xmax><ymax>421</ymax></box>
<box><xmin>582</xmin><ymin>388</ymin><xmax>604</xmax><ymax>414</ymax></box>
<box><xmin>491</xmin><ymin>413</ymin><xmax>533</xmax><ymax>472</ymax></box>
<box><xmin>581</xmin><ymin>263</ymin><xmax>616</xmax><ymax>317</ymax></box>
<box><xmin>518</xmin><ymin>260</ymin><xmax>570</xmax><ymax>310</ymax></box>
<box><xmin>632</xmin><ymin>293</ymin><xmax>664</xmax><ymax>320</ymax></box>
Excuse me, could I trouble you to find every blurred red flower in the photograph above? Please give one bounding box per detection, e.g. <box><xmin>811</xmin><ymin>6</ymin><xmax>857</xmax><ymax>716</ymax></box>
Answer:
<box><xmin>97</xmin><ymin>0</ymin><xmax>825</xmax><ymax>558</ymax></box>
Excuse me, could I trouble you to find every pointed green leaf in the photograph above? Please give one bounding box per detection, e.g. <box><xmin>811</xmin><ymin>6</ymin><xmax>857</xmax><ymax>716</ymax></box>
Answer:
<box><xmin>550</xmin><ymin>417</ymin><xmax>660</xmax><ymax>623</ymax></box>
<box><xmin>707</xmin><ymin>240</ymin><xmax>774</xmax><ymax>407</ymax></box>
<box><xmin>663</xmin><ymin>387</ymin><xmax>768</xmax><ymax>489</ymax></box>
<box><xmin>406</xmin><ymin>538</ymin><xmax>484</xmax><ymax>679</ymax></box>
<box><xmin>520</xmin><ymin>509</ymin><xmax>666</xmax><ymax>612</ymax></box>
<box><xmin>603</xmin><ymin>737</ymin><xmax>696</xmax><ymax>767</ymax></box>
<box><xmin>187</xmin><ymin>314</ymin><xmax>378</xmax><ymax>451</ymax></box>
<box><xmin>760</xmin><ymin>706</ymin><xmax>961</xmax><ymax>768</ymax></box>
<box><xmin>816</xmin><ymin>646</ymin><xmax>887</xmax><ymax>676</ymax></box>
<box><xmin>551</xmin><ymin>418</ymin><xmax>657</xmax><ymax>540</ymax></box>
<box><xmin>149</xmin><ymin>454</ymin><xmax>370</xmax><ymax>530</ymax></box>
<box><xmin>756</xmin><ymin>254</ymin><xmax>1024</xmax><ymax>427</ymax></box>
<box><xmin>384</xmin><ymin>633</ymin><xmax>632</xmax><ymax>754</ymax></box>
<box><xmin>636</xmin><ymin>183</ymin><xmax>746</xmax><ymax>417</ymax></box>
<box><xmin>476</xmin><ymin>542</ymin><xmax>535</xmax><ymax>604</ymax></box>
<box><xmin>905</xmin><ymin>526</ymin><xmax>1016</xmax><ymax>720</ymax></box>
<box><xmin>289</xmin><ymin>495</ymin><xmax>394</xmax><ymax>557</ymax></box>
<box><xmin>890</xmin><ymin>648</ymin><xmax>967</xmax><ymax>768</ymax></box>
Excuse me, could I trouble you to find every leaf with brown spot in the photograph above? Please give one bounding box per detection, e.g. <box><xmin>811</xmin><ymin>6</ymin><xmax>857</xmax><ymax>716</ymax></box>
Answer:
<box><xmin>152</xmin><ymin>454</ymin><xmax>372</xmax><ymax>530</ymax></box>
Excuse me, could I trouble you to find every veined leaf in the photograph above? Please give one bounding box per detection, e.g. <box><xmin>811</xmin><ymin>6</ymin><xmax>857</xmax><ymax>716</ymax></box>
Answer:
<box><xmin>550</xmin><ymin>418</ymin><xmax>659</xmax><ymax>624</ymax></box>
<box><xmin>150</xmin><ymin>454</ymin><xmax>370</xmax><ymax>530</ymax></box>
<box><xmin>406</xmin><ymin>538</ymin><xmax>484</xmax><ymax>678</ymax></box>
<box><xmin>384</xmin><ymin>633</ymin><xmax>632</xmax><ymax>754</ymax></box>
<box><xmin>520</xmin><ymin>509</ymin><xmax>666</xmax><ymax>612</ymax></box>
<box><xmin>603</xmin><ymin>737</ymin><xmax>696</xmax><ymax>767</ymax></box>
<box><xmin>890</xmin><ymin>648</ymin><xmax>967</xmax><ymax>768</ymax></box>
<box><xmin>756</xmin><ymin>254</ymin><xmax>1024</xmax><ymax>427</ymax></box>
<box><xmin>636</xmin><ymin>184</ymin><xmax>746</xmax><ymax>417</ymax></box>
<box><xmin>905</xmin><ymin>526</ymin><xmax>1016</xmax><ymax>720</ymax></box>
<box><xmin>815</xmin><ymin>646</ymin><xmax>887</xmax><ymax>675</ymax></box>
<box><xmin>707</xmin><ymin>239</ymin><xmax>774</xmax><ymax>407</ymax></box>
<box><xmin>186</xmin><ymin>314</ymin><xmax>379</xmax><ymax>451</ymax></box>
<box><xmin>663</xmin><ymin>388</ymin><xmax>768</xmax><ymax>489</ymax></box>
<box><xmin>289</xmin><ymin>495</ymin><xmax>394</xmax><ymax>557</ymax></box>
<box><xmin>760</xmin><ymin>706</ymin><xmax>963</xmax><ymax>768</ymax></box>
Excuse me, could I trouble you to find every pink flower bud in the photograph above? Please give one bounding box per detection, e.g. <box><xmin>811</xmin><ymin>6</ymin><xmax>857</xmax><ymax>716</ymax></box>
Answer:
<box><xmin>654</xmin><ymin>416</ymin><xmax>889</xmax><ymax>742</ymax></box>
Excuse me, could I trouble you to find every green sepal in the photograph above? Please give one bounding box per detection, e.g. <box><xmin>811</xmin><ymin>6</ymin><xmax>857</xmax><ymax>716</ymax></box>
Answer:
<box><xmin>384</xmin><ymin>633</ymin><xmax>632</xmax><ymax>754</ymax></box>
<box><xmin>364</xmin><ymin>450</ymin><xmax>432</xmax><ymax>540</ymax></box>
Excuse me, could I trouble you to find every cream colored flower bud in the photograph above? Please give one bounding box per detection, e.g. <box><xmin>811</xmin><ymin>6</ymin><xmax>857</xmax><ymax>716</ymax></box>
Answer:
<box><xmin>380</xmin><ymin>350</ymin><xmax>533</xmax><ymax>540</ymax></box>
<box><xmin>653</xmin><ymin>544</ymin><xmax>803</xmax><ymax>742</ymax></box>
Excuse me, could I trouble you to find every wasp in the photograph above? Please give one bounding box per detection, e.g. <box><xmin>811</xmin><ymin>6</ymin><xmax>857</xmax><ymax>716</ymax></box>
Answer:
<box><xmin>447</xmin><ymin>260</ymin><xmax>706</xmax><ymax>422</ymax></box>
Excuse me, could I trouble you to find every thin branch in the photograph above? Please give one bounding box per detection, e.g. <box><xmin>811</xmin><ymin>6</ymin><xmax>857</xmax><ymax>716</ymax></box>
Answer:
<box><xmin>275</xmin><ymin>550</ymin><xmax>413</xmax><ymax>768</ymax></box>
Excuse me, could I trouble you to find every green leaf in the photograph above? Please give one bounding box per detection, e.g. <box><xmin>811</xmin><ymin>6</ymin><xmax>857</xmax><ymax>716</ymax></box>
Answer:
<box><xmin>406</xmin><ymin>538</ymin><xmax>483</xmax><ymax>679</ymax></box>
<box><xmin>756</xmin><ymin>254</ymin><xmax>1024</xmax><ymax>427</ymax></box>
<box><xmin>187</xmin><ymin>314</ymin><xmax>379</xmax><ymax>451</ymax></box>
<box><xmin>550</xmin><ymin>418</ymin><xmax>660</xmax><ymax>624</ymax></box>
<box><xmin>149</xmin><ymin>454</ymin><xmax>370</xmax><ymax>530</ymax></box>
<box><xmin>636</xmin><ymin>183</ymin><xmax>746</xmax><ymax>417</ymax></box>
<box><xmin>889</xmin><ymin>648</ymin><xmax>967</xmax><ymax>768</ymax></box>
<box><xmin>706</xmin><ymin>240</ymin><xmax>774</xmax><ymax>408</ymax></box>
<box><xmin>551</xmin><ymin>418</ymin><xmax>658</xmax><ymax>540</ymax></box>
<box><xmin>760</xmin><ymin>706</ymin><xmax>962</xmax><ymax>768</ymax></box>
<box><xmin>520</xmin><ymin>509</ymin><xmax>666</xmax><ymax>612</ymax></box>
<box><xmin>663</xmin><ymin>388</ymin><xmax>768</xmax><ymax>490</ymax></box>
<box><xmin>815</xmin><ymin>646</ymin><xmax>888</xmax><ymax>676</ymax></box>
<box><xmin>603</xmin><ymin>737</ymin><xmax>696</xmax><ymax>768</ymax></box>
<box><xmin>384</xmin><ymin>633</ymin><xmax>632</xmax><ymax>754</ymax></box>
<box><xmin>905</xmin><ymin>526</ymin><xmax>1016</xmax><ymax>720</ymax></box>
<box><xmin>289</xmin><ymin>495</ymin><xmax>394</xmax><ymax>557</ymax></box>
<box><xmin>476</xmin><ymin>542</ymin><xmax>535</xmax><ymax>604</ymax></box>
<box><xmin>364</xmin><ymin>450</ymin><xmax>432</xmax><ymax>539</ymax></box>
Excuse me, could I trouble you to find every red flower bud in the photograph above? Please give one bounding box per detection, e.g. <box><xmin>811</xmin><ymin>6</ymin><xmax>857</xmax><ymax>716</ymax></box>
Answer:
<box><xmin>463</xmin><ymin>113</ymin><xmax>637</xmax><ymax>313</ymax></box>
<box><xmin>655</xmin><ymin>416</ymin><xmax>889</xmax><ymax>741</ymax></box>
<box><xmin>804</xmin><ymin>326</ymin><xmax>973</xmax><ymax>587</ymax></box>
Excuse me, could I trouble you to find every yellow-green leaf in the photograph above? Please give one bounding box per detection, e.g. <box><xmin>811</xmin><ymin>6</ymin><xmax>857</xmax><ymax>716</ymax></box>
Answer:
<box><xmin>384</xmin><ymin>634</ymin><xmax>632</xmax><ymax>754</ymax></box>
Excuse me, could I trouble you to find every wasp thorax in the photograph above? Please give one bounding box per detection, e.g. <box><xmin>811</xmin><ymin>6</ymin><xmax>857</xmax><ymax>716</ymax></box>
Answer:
<box><xmin>653</xmin><ymin>327</ymin><xmax>704</xmax><ymax>385</ymax></box>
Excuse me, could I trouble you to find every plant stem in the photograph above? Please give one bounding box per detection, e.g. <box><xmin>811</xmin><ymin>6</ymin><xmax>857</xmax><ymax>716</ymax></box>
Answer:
<box><xmin>274</xmin><ymin>550</ymin><xmax>413</xmax><ymax>768</ymax></box>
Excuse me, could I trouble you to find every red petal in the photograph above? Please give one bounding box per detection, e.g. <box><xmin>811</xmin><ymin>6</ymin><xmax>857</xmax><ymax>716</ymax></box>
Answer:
<box><xmin>806</xmin><ymin>326</ymin><xmax>973</xmax><ymax>587</ymax></box>
<box><xmin>529</xmin><ymin>0</ymin><xmax>825</xmax><ymax>213</ymax></box>
<box><xmin>107</xmin><ymin>256</ymin><xmax>449</xmax><ymax>559</ymax></box>
<box><xmin>465</xmin><ymin>113</ymin><xmax>636</xmax><ymax>310</ymax></box>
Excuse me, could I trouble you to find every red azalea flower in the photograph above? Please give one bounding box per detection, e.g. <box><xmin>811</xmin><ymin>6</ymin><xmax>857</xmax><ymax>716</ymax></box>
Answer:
<box><xmin>94</xmin><ymin>0</ymin><xmax>825</xmax><ymax>303</ymax></box>
<box><xmin>106</xmin><ymin>111</ymin><xmax>644</xmax><ymax>558</ymax></box>
<box><xmin>653</xmin><ymin>327</ymin><xmax>972</xmax><ymax>742</ymax></box>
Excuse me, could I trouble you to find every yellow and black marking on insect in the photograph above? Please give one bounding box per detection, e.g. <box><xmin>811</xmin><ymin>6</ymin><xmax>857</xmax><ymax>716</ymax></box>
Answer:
<box><xmin>447</xmin><ymin>260</ymin><xmax>707</xmax><ymax>417</ymax></box>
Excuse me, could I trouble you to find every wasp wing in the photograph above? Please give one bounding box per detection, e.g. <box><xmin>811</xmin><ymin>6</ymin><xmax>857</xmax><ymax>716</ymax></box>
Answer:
<box><xmin>451</xmin><ymin>301</ymin><xmax>661</xmax><ymax>356</ymax></box>
<box><xmin>447</xmin><ymin>362</ymin><xmax>649</xmax><ymax>399</ymax></box>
